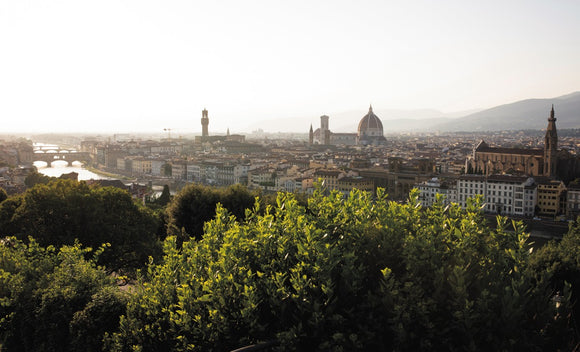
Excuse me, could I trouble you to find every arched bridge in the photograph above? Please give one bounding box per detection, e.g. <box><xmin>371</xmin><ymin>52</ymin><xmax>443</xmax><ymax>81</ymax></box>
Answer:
<box><xmin>33</xmin><ymin>148</ymin><xmax>91</xmax><ymax>166</ymax></box>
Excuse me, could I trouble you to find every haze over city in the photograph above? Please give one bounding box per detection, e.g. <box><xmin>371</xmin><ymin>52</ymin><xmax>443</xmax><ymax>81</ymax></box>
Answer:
<box><xmin>1</xmin><ymin>0</ymin><xmax>579</xmax><ymax>134</ymax></box>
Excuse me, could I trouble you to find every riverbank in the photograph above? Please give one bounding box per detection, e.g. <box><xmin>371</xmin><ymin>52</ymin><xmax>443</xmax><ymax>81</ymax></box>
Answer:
<box><xmin>87</xmin><ymin>166</ymin><xmax>176</xmax><ymax>191</ymax></box>
<box><xmin>85</xmin><ymin>166</ymin><xmax>134</xmax><ymax>181</ymax></box>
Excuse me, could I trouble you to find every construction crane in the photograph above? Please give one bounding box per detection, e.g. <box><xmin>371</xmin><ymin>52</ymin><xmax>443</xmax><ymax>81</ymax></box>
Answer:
<box><xmin>163</xmin><ymin>128</ymin><xmax>172</xmax><ymax>141</ymax></box>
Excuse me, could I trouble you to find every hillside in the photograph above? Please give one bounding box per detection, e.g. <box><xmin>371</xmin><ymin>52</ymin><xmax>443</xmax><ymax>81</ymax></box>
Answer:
<box><xmin>432</xmin><ymin>92</ymin><xmax>580</xmax><ymax>131</ymax></box>
<box><xmin>243</xmin><ymin>92</ymin><xmax>580</xmax><ymax>133</ymax></box>
<box><xmin>246</xmin><ymin>109</ymin><xmax>470</xmax><ymax>133</ymax></box>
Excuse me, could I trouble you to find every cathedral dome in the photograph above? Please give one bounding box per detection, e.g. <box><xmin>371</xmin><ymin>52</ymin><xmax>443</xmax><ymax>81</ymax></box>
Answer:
<box><xmin>358</xmin><ymin>105</ymin><xmax>386</xmax><ymax>145</ymax></box>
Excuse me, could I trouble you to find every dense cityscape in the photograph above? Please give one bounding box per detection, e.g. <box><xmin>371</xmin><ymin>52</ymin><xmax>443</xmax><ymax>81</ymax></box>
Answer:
<box><xmin>2</xmin><ymin>105</ymin><xmax>579</xmax><ymax>222</ymax></box>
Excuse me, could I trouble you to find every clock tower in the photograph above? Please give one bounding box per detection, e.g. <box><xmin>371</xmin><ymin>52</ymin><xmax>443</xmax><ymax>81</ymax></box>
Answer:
<box><xmin>201</xmin><ymin>109</ymin><xmax>209</xmax><ymax>137</ymax></box>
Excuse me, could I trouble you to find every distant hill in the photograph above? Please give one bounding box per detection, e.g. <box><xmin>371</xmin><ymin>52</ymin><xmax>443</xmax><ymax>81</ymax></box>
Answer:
<box><xmin>246</xmin><ymin>108</ymin><xmax>475</xmax><ymax>133</ymax></box>
<box><xmin>328</xmin><ymin>108</ymin><xmax>476</xmax><ymax>133</ymax></box>
<box><xmin>243</xmin><ymin>92</ymin><xmax>580</xmax><ymax>133</ymax></box>
<box><xmin>432</xmin><ymin>92</ymin><xmax>580</xmax><ymax>131</ymax></box>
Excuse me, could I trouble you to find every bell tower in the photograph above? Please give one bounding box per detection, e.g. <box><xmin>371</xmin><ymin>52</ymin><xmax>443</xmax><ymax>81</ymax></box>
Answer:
<box><xmin>201</xmin><ymin>109</ymin><xmax>209</xmax><ymax>137</ymax></box>
<box><xmin>544</xmin><ymin>105</ymin><xmax>558</xmax><ymax>177</ymax></box>
<box><xmin>320</xmin><ymin>115</ymin><xmax>330</xmax><ymax>145</ymax></box>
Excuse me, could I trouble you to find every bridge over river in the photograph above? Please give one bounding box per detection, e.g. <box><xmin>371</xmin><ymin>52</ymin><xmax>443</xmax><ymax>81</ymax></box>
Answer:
<box><xmin>33</xmin><ymin>146</ymin><xmax>91</xmax><ymax>166</ymax></box>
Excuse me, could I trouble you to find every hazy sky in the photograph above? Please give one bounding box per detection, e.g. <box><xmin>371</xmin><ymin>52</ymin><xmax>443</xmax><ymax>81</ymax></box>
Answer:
<box><xmin>1</xmin><ymin>0</ymin><xmax>579</xmax><ymax>134</ymax></box>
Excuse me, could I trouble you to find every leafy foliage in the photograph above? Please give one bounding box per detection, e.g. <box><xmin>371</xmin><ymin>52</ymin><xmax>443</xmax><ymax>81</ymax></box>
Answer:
<box><xmin>0</xmin><ymin>238</ymin><xmax>128</xmax><ymax>352</ymax></box>
<box><xmin>109</xmin><ymin>188</ymin><xmax>569</xmax><ymax>351</ymax></box>
<box><xmin>24</xmin><ymin>170</ymin><xmax>52</xmax><ymax>187</ymax></box>
<box><xmin>156</xmin><ymin>184</ymin><xmax>171</xmax><ymax>206</ymax></box>
<box><xmin>166</xmin><ymin>183</ymin><xmax>255</xmax><ymax>242</ymax></box>
<box><xmin>0</xmin><ymin>188</ymin><xmax>7</xmax><ymax>203</ymax></box>
<box><xmin>529</xmin><ymin>218</ymin><xmax>580</xmax><ymax>346</ymax></box>
<box><xmin>0</xmin><ymin>179</ymin><xmax>161</xmax><ymax>272</ymax></box>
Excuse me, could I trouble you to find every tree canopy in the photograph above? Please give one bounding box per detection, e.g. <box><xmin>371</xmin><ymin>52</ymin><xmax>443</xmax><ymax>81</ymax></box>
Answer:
<box><xmin>0</xmin><ymin>179</ymin><xmax>161</xmax><ymax>272</ymax></box>
<box><xmin>0</xmin><ymin>238</ymin><xmax>128</xmax><ymax>352</ymax></box>
<box><xmin>23</xmin><ymin>170</ymin><xmax>52</xmax><ymax>187</ymax></box>
<box><xmin>156</xmin><ymin>184</ymin><xmax>171</xmax><ymax>206</ymax></box>
<box><xmin>166</xmin><ymin>183</ymin><xmax>255</xmax><ymax>242</ymax></box>
<box><xmin>529</xmin><ymin>218</ymin><xmax>580</xmax><ymax>342</ymax></box>
<box><xmin>0</xmin><ymin>188</ymin><xmax>7</xmax><ymax>203</ymax></box>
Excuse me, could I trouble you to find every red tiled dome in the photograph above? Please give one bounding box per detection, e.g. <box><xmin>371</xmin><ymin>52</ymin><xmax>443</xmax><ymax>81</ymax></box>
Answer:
<box><xmin>358</xmin><ymin>105</ymin><xmax>384</xmax><ymax>135</ymax></box>
<box><xmin>357</xmin><ymin>105</ymin><xmax>386</xmax><ymax>145</ymax></box>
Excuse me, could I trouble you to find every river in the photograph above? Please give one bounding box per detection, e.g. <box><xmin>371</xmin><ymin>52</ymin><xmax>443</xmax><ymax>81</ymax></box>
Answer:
<box><xmin>34</xmin><ymin>161</ymin><xmax>108</xmax><ymax>180</ymax></box>
<box><xmin>33</xmin><ymin>143</ymin><xmax>107</xmax><ymax>180</ymax></box>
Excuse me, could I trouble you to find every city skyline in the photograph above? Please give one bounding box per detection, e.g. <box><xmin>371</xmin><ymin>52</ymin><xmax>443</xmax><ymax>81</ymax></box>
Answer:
<box><xmin>1</xmin><ymin>0</ymin><xmax>579</xmax><ymax>133</ymax></box>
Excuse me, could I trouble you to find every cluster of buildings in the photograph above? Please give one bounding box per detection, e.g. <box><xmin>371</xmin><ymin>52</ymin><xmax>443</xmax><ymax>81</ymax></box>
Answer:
<box><xmin>417</xmin><ymin>106</ymin><xmax>580</xmax><ymax>219</ymax></box>
<box><xmin>417</xmin><ymin>174</ymin><xmax>579</xmax><ymax>219</ymax></box>
<box><xmin>0</xmin><ymin>139</ymin><xmax>36</xmax><ymax>193</ymax></box>
<box><xmin>82</xmin><ymin>137</ymin><xmax>438</xmax><ymax>199</ymax></box>
<box><xmin>78</xmin><ymin>106</ymin><xmax>579</xmax><ymax>219</ymax></box>
<box><xmin>2</xmin><ymin>104</ymin><xmax>579</xmax><ymax>221</ymax></box>
<box><xmin>0</xmin><ymin>165</ymin><xmax>32</xmax><ymax>194</ymax></box>
<box><xmin>79</xmin><ymin>108</ymin><xmax>443</xmax><ymax>199</ymax></box>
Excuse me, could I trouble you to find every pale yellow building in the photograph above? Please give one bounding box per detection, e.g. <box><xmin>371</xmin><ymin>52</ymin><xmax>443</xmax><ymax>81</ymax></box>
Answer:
<box><xmin>536</xmin><ymin>178</ymin><xmax>566</xmax><ymax>217</ymax></box>
<box><xmin>337</xmin><ymin>176</ymin><xmax>374</xmax><ymax>196</ymax></box>
<box><xmin>314</xmin><ymin>169</ymin><xmax>344</xmax><ymax>191</ymax></box>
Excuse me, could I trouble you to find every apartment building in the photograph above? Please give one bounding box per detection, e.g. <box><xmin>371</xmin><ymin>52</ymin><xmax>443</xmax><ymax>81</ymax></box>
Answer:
<box><xmin>337</xmin><ymin>176</ymin><xmax>374</xmax><ymax>196</ymax></box>
<box><xmin>416</xmin><ymin>177</ymin><xmax>457</xmax><ymax>207</ymax></box>
<box><xmin>313</xmin><ymin>169</ymin><xmax>344</xmax><ymax>191</ymax></box>
<box><xmin>457</xmin><ymin>175</ymin><xmax>486</xmax><ymax>208</ymax></box>
<box><xmin>536</xmin><ymin>178</ymin><xmax>567</xmax><ymax>217</ymax></box>
<box><xmin>485</xmin><ymin>175</ymin><xmax>535</xmax><ymax>217</ymax></box>
<box><xmin>418</xmin><ymin>175</ymin><xmax>536</xmax><ymax>217</ymax></box>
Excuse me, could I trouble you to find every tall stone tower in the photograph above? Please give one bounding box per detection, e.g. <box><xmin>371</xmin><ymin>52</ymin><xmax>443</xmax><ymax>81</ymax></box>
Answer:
<box><xmin>320</xmin><ymin>115</ymin><xmax>330</xmax><ymax>145</ymax></box>
<box><xmin>544</xmin><ymin>105</ymin><xmax>558</xmax><ymax>177</ymax></box>
<box><xmin>309</xmin><ymin>124</ymin><xmax>314</xmax><ymax>146</ymax></box>
<box><xmin>201</xmin><ymin>109</ymin><xmax>209</xmax><ymax>137</ymax></box>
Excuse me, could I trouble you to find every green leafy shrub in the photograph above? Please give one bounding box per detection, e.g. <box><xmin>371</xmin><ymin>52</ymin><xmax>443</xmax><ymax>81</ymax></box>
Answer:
<box><xmin>0</xmin><ymin>238</ymin><xmax>128</xmax><ymax>351</ymax></box>
<box><xmin>166</xmin><ymin>183</ymin><xmax>255</xmax><ymax>242</ymax></box>
<box><xmin>109</xmin><ymin>188</ymin><xmax>570</xmax><ymax>351</ymax></box>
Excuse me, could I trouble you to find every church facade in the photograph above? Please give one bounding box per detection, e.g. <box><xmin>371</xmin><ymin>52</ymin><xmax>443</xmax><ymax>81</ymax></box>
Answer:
<box><xmin>466</xmin><ymin>140</ymin><xmax>544</xmax><ymax>176</ymax></box>
<box><xmin>465</xmin><ymin>106</ymin><xmax>580</xmax><ymax>182</ymax></box>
